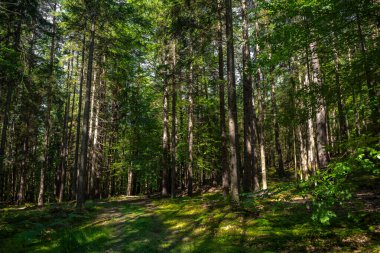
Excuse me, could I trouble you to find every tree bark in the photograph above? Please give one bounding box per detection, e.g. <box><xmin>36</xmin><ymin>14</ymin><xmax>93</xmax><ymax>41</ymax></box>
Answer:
<box><xmin>241</xmin><ymin>0</ymin><xmax>256</xmax><ymax>192</ymax></box>
<box><xmin>77</xmin><ymin>14</ymin><xmax>96</xmax><ymax>209</ymax></box>
<box><xmin>333</xmin><ymin>47</ymin><xmax>347</xmax><ymax>142</ymax></box>
<box><xmin>187</xmin><ymin>42</ymin><xmax>194</xmax><ymax>197</ymax></box>
<box><xmin>270</xmin><ymin>69</ymin><xmax>285</xmax><ymax>177</ymax></box>
<box><xmin>72</xmin><ymin>33</ymin><xmax>86</xmax><ymax>199</ymax></box>
<box><xmin>162</xmin><ymin>49</ymin><xmax>170</xmax><ymax>197</ymax></box>
<box><xmin>225</xmin><ymin>0</ymin><xmax>240</xmax><ymax>204</ymax></box>
<box><xmin>309</xmin><ymin>41</ymin><xmax>329</xmax><ymax>169</ymax></box>
<box><xmin>217</xmin><ymin>0</ymin><xmax>229</xmax><ymax>197</ymax></box>
<box><xmin>38</xmin><ymin>1</ymin><xmax>56</xmax><ymax>207</ymax></box>
<box><xmin>171</xmin><ymin>41</ymin><xmax>177</xmax><ymax>198</ymax></box>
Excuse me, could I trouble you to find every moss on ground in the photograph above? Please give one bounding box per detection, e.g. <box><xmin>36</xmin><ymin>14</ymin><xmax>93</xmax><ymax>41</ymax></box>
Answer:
<box><xmin>0</xmin><ymin>184</ymin><xmax>379</xmax><ymax>253</ymax></box>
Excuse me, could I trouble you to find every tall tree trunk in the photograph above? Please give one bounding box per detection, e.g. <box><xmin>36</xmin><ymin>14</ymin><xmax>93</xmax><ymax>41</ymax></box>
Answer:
<box><xmin>356</xmin><ymin>12</ymin><xmax>379</xmax><ymax>131</ymax></box>
<box><xmin>304</xmin><ymin>57</ymin><xmax>317</xmax><ymax>176</ymax></box>
<box><xmin>67</xmin><ymin>54</ymin><xmax>79</xmax><ymax>200</ymax></box>
<box><xmin>270</xmin><ymin>69</ymin><xmax>285</xmax><ymax>177</ymax></box>
<box><xmin>73</xmin><ymin>33</ymin><xmax>86</xmax><ymax>199</ymax></box>
<box><xmin>0</xmin><ymin>84</ymin><xmax>13</xmax><ymax>201</ymax></box>
<box><xmin>162</xmin><ymin>50</ymin><xmax>170</xmax><ymax>197</ymax></box>
<box><xmin>218</xmin><ymin>1</ymin><xmax>229</xmax><ymax>197</ymax></box>
<box><xmin>309</xmin><ymin>41</ymin><xmax>329</xmax><ymax>169</ymax></box>
<box><xmin>333</xmin><ymin>47</ymin><xmax>347</xmax><ymax>142</ymax></box>
<box><xmin>38</xmin><ymin>1</ymin><xmax>56</xmax><ymax>207</ymax></box>
<box><xmin>57</xmin><ymin>59</ymin><xmax>72</xmax><ymax>203</ymax></box>
<box><xmin>77</xmin><ymin>14</ymin><xmax>96</xmax><ymax>209</ymax></box>
<box><xmin>253</xmin><ymin>9</ymin><xmax>267</xmax><ymax>190</ymax></box>
<box><xmin>225</xmin><ymin>0</ymin><xmax>240</xmax><ymax>204</ymax></box>
<box><xmin>171</xmin><ymin>41</ymin><xmax>177</xmax><ymax>198</ymax></box>
<box><xmin>90</xmin><ymin>83</ymin><xmax>100</xmax><ymax>198</ymax></box>
<box><xmin>18</xmin><ymin>134</ymin><xmax>29</xmax><ymax>205</ymax></box>
<box><xmin>241</xmin><ymin>0</ymin><xmax>256</xmax><ymax>192</ymax></box>
<box><xmin>187</xmin><ymin>42</ymin><xmax>194</xmax><ymax>197</ymax></box>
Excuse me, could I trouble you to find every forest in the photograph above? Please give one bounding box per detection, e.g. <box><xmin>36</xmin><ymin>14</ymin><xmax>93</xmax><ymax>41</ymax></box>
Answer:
<box><xmin>0</xmin><ymin>0</ymin><xmax>379</xmax><ymax>252</ymax></box>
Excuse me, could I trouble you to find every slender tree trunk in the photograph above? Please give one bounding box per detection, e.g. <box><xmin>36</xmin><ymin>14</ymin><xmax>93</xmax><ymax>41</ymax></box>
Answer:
<box><xmin>225</xmin><ymin>0</ymin><xmax>240</xmax><ymax>204</ymax></box>
<box><xmin>298</xmin><ymin>126</ymin><xmax>308</xmax><ymax>180</ymax></box>
<box><xmin>309</xmin><ymin>41</ymin><xmax>329</xmax><ymax>169</ymax></box>
<box><xmin>58</xmin><ymin>90</ymin><xmax>70</xmax><ymax>202</ymax></box>
<box><xmin>38</xmin><ymin>1</ymin><xmax>56</xmax><ymax>207</ymax></box>
<box><xmin>67</xmin><ymin>54</ymin><xmax>79</xmax><ymax>200</ymax></box>
<box><xmin>187</xmin><ymin>42</ymin><xmax>194</xmax><ymax>197</ymax></box>
<box><xmin>171</xmin><ymin>41</ymin><xmax>177</xmax><ymax>198</ymax></box>
<box><xmin>307</xmin><ymin>118</ymin><xmax>317</xmax><ymax>175</ymax></box>
<box><xmin>293</xmin><ymin>128</ymin><xmax>298</xmax><ymax>180</ymax></box>
<box><xmin>162</xmin><ymin>50</ymin><xmax>170</xmax><ymax>197</ymax></box>
<box><xmin>18</xmin><ymin>136</ymin><xmax>29</xmax><ymax>205</ymax></box>
<box><xmin>77</xmin><ymin>14</ymin><xmax>96</xmax><ymax>209</ymax></box>
<box><xmin>304</xmin><ymin>57</ymin><xmax>317</xmax><ymax>175</ymax></box>
<box><xmin>241</xmin><ymin>0</ymin><xmax>255</xmax><ymax>192</ymax></box>
<box><xmin>356</xmin><ymin>13</ymin><xmax>379</xmax><ymax>131</ymax></box>
<box><xmin>57</xmin><ymin>59</ymin><xmax>73</xmax><ymax>203</ymax></box>
<box><xmin>73</xmin><ymin>33</ymin><xmax>86</xmax><ymax>198</ymax></box>
<box><xmin>90</xmin><ymin>84</ymin><xmax>100</xmax><ymax>198</ymax></box>
<box><xmin>253</xmin><ymin>10</ymin><xmax>267</xmax><ymax>190</ymax></box>
<box><xmin>270</xmin><ymin>69</ymin><xmax>285</xmax><ymax>177</ymax></box>
<box><xmin>0</xmin><ymin>84</ymin><xmax>13</xmax><ymax>201</ymax></box>
<box><xmin>333</xmin><ymin>48</ymin><xmax>347</xmax><ymax>142</ymax></box>
<box><xmin>218</xmin><ymin>1</ymin><xmax>229</xmax><ymax>197</ymax></box>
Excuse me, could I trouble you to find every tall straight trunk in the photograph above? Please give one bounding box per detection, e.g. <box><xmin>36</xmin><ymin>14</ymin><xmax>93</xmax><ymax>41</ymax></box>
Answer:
<box><xmin>241</xmin><ymin>0</ymin><xmax>255</xmax><ymax>192</ymax></box>
<box><xmin>86</xmin><ymin>73</ymin><xmax>97</xmax><ymax>197</ymax></box>
<box><xmin>217</xmin><ymin>1</ymin><xmax>229</xmax><ymax>197</ymax></box>
<box><xmin>356</xmin><ymin>12</ymin><xmax>379</xmax><ymax>130</ymax></box>
<box><xmin>90</xmin><ymin>84</ymin><xmax>100</xmax><ymax>198</ymax></box>
<box><xmin>225</xmin><ymin>0</ymin><xmax>240</xmax><ymax>204</ymax></box>
<box><xmin>162</xmin><ymin>51</ymin><xmax>170</xmax><ymax>197</ymax></box>
<box><xmin>258</xmin><ymin>95</ymin><xmax>267</xmax><ymax>189</ymax></box>
<box><xmin>270</xmin><ymin>70</ymin><xmax>285</xmax><ymax>177</ymax></box>
<box><xmin>89</xmin><ymin>60</ymin><xmax>101</xmax><ymax>198</ymax></box>
<box><xmin>187</xmin><ymin>42</ymin><xmax>194</xmax><ymax>197</ymax></box>
<box><xmin>348</xmin><ymin>48</ymin><xmax>360</xmax><ymax>136</ymax></box>
<box><xmin>72</xmin><ymin>33</ymin><xmax>86</xmax><ymax>199</ymax></box>
<box><xmin>298</xmin><ymin>126</ymin><xmax>308</xmax><ymax>180</ymax></box>
<box><xmin>333</xmin><ymin>47</ymin><xmax>347</xmax><ymax>141</ymax></box>
<box><xmin>67</xmin><ymin>53</ymin><xmax>79</xmax><ymax>200</ymax></box>
<box><xmin>309</xmin><ymin>41</ymin><xmax>329</xmax><ymax>168</ymax></box>
<box><xmin>77</xmin><ymin>15</ymin><xmax>96</xmax><ymax>209</ymax></box>
<box><xmin>253</xmin><ymin>10</ymin><xmax>267</xmax><ymax>190</ymax></box>
<box><xmin>18</xmin><ymin>135</ymin><xmax>29</xmax><ymax>205</ymax></box>
<box><xmin>0</xmin><ymin>84</ymin><xmax>13</xmax><ymax>201</ymax></box>
<box><xmin>304</xmin><ymin>58</ymin><xmax>317</xmax><ymax>175</ymax></box>
<box><xmin>38</xmin><ymin>1</ymin><xmax>56</xmax><ymax>207</ymax></box>
<box><xmin>58</xmin><ymin>90</ymin><xmax>70</xmax><ymax>202</ymax></box>
<box><xmin>57</xmin><ymin>59</ymin><xmax>73</xmax><ymax>202</ymax></box>
<box><xmin>171</xmin><ymin>42</ymin><xmax>177</xmax><ymax>198</ymax></box>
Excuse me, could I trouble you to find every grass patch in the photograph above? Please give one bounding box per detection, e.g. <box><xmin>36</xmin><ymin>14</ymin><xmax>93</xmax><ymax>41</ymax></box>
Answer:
<box><xmin>1</xmin><ymin>185</ymin><xmax>379</xmax><ymax>252</ymax></box>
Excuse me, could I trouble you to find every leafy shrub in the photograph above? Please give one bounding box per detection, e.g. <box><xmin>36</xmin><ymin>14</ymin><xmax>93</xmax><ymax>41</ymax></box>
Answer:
<box><xmin>301</xmin><ymin>145</ymin><xmax>380</xmax><ymax>225</ymax></box>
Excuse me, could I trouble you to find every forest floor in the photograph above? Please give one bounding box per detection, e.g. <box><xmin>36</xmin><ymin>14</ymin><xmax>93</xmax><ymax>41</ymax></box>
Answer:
<box><xmin>1</xmin><ymin>181</ymin><xmax>380</xmax><ymax>253</ymax></box>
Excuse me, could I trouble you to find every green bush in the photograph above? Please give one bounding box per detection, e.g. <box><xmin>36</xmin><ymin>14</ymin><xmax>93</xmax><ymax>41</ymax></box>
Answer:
<box><xmin>301</xmin><ymin>145</ymin><xmax>380</xmax><ymax>225</ymax></box>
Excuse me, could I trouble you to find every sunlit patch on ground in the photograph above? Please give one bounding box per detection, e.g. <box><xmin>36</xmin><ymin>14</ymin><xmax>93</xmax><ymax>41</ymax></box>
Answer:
<box><xmin>1</xmin><ymin>186</ymin><xmax>379</xmax><ymax>252</ymax></box>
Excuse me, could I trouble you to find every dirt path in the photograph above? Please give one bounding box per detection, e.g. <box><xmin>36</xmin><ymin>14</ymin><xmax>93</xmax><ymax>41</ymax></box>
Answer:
<box><xmin>91</xmin><ymin>197</ymin><xmax>156</xmax><ymax>253</ymax></box>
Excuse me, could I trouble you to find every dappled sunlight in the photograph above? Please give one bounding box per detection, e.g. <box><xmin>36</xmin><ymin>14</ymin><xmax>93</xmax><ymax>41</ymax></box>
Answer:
<box><xmin>1</xmin><ymin>190</ymin><xmax>379</xmax><ymax>252</ymax></box>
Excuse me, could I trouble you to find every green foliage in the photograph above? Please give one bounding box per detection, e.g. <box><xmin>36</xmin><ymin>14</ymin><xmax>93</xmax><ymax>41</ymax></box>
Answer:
<box><xmin>301</xmin><ymin>144</ymin><xmax>380</xmax><ymax>225</ymax></box>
